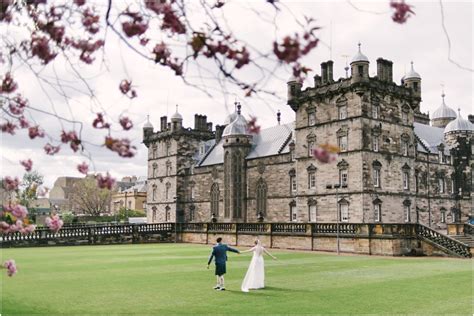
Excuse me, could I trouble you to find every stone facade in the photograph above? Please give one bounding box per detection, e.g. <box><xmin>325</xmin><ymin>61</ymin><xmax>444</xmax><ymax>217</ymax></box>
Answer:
<box><xmin>144</xmin><ymin>48</ymin><xmax>473</xmax><ymax>230</ymax></box>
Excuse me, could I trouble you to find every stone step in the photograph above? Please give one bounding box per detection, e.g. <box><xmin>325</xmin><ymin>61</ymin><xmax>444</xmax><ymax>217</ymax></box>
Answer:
<box><xmin>451</xmin><ymin>235</ymin><xmax>474</xmax><ymax>247</ymax></box>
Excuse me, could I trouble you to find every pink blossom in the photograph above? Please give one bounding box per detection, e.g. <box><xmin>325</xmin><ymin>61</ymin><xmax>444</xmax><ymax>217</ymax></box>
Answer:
<box><xmin>0</xmin><ymin>72</ymin><xmax>18</xmax><ymax>94</ymax></box>
<box><xmin>3</xmin><ymin>259</ymin><xmax>17</xmax><ymax>277</ymax></box>
<box><xmin>312</xmin><ymin>146</ymin><xmax>338</xmax><ymax>164</ymax></box>
<box><xmin>20</xmin><ymin>159</ymin><xmax>33</xmax><ymax>172</ymax></box>
<box><xmin>119</xmin><ymin>80</ymin><xmax>137</xmax><ymax>99</ymax></box>
<box><xmin>96</xmin><ymin>173</ymin><xmax>115</xmax><ymax>190</ymax></box>
<box><xmin>1</xmin><ymin>121</ymin><xmax>17</xmax><ymax>135</ymax></box>
<box><xmin>105</xmin><ymin>136</ymin><xmax>136</xmax><ymax>158</ymax></box>
<box><xmin>21</xmin><ymin>224</ymin><xmax>36</xmax><ymax>234</ymax></box>
<box><xmin>0</xmin><ymin>221</ymin><xmax>10</xmax><ymax>233</ymax></box>
<box><xmin>45</xmin><ymin>214</ymin><xmax>63</xmax><ymax>233</ymax></box>
<box><xmin>28</xmin><ymin>126</ymin><xmax>45</xmax><ymax>139</ymax></box>
<box><xmin>390</xmin><ymin>0</ymin><xmax>415</xmax><ymax>24</ymax></box>
<box><xmin>36</xmin><ymin>186</ymin><xmax>49</xmax><ymax>197</ymax></box>
<box><xmin>82</xmin><ymin>8</ymin><xmax>100</xmax><ymax>34</ymax></box>
<box><xmin>18</xmin><ymin>116</ymin><xmax>30</xmax><ymax>128</ymax></box>
<box><xmin>92</xmin><ymin>113</ymin><xmax>111</xmax><ymax>129</ymax></box>
<box><xmin>77</xmin><ymin>162</ymin><xmax>89</xmax><ymax>175</ymax></box>
<box><xmin>119</xmin><ymin>116</ymin><xmax>133</xmax><ymax>130</ymax></box>
<box><xmin>44</xmin><ymin>143</ymin><xmax>61</xmax><ymax>155</ymax></box>
<box><xmin>3</xmin><ymin>176</ymin><xmax>20</xmax><ymax>191</ymax></box>
<box><xmin>10</xmin><ymin>205</ymin><xmax>28</xmax><ymax>219</ymax></box>
<box><xmin>60</xmin><ymin>130</ymin><xmax>81</xmax><ymax>152</ymax></box>
<box><xmin>9</xmin><ymin>95</ymin><xmax>27</xmax><ymax>115</ymax></box>
<box><xmin>246</xmin><ymin>116</ymin><xmax>261</xmax><ymax>134</ymax></box>
<box><xmin>74</xmin><ymin>0</ymin><xmax>86</xmax><ymax>6</ymax></box>
<box><xmin>31</xmin><ymin>34</ymin><xmax>57</xmax><ymax>64</ymax></box>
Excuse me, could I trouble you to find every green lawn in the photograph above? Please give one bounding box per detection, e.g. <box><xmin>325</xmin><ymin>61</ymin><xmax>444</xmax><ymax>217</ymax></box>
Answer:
<box><xmin>0</xmin><ymin>243</ymin><xmax>472</xmax><ymax>315</ymax></box>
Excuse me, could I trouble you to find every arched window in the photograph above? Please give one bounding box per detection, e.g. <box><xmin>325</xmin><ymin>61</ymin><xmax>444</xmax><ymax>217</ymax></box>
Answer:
<box><xmin>152</xmin><ymin>144</ymin><xmax>158</xmax><ymax>159</ymax></box>
<box><xmin>210</xmin><ymin>183</ymin><xmax>220</xmax><ymax>217</ymax></box>
<box><xmin>152</xmin><ymin>184</ymin><xmax>157</xmax><ymax>201</ymax></box>
<box><xmin>189</xmin><ymin>205</ymin><xmax>195</xmax><ymax>222</ymax></box>
<box><xmin>232</xmin><ymin>151</ymin><xmax>243</xmax><ymax>218</ymax></box>
<box><xmin>165</xmin><ymin>206</ymin><xmax>171</xmax><ymax>222</ymax></box>
<box><xmin>308</xmin><ymin>199</ymin><xmax>317</xmax><ymax>222</ymax></box>
<box><xmin>338</xmin><ymin>199</ymin><xmax>349</xmax><ymax>222</ymax></box>
<box><xmin>152</xmin><ymin>206</ymin><xmax>157</xmax><ymax>222</ymax></box>
<box><xmin>165</xmin><ymin>182</ymin><xmax>171</xmax><ymax>200</ymax></box>
<box><xmin>289</xmin><ymin>200</ymin><xmax>297</xmax><ymax>222</ymax></box>
<box><xmin>256</xmin><ymin>179</ymin><xmax>267</xmax><ymax>216</ymax></box>
<box><xmin>166</xmin><ymin>160</ymin><xmax>172</xmax><ymax>176</ymax></box>
<box><xmin>372</xmin><ymin>160</ymin><xmax>382</xmax><ymax>188</ymax></box>
<box><xmin>152</xmin><ymin>163</ymin><xmax>158</xmax><ymax>178</ymax></box>
<box><xmin>440</xmin><ymin>208</ymin><xmax>446</xmax><ymax>223</ymax></box>
<box><xmin>224</xmin><ymin>152</ymin><xmax>231</xmax><ymax>218</ymax></box>
<box><xmin>373</xmin><ymin>198</ymin><xmax>382</xmax><ymax>222</ymax></box>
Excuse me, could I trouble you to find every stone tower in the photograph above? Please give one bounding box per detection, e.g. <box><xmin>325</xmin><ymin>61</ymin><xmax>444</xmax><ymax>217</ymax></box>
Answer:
<box><xmin>350</xmin><ymin>43</ymin><xmax>370</xmax><ymax>84</ymax></box>
<box><xmin>221</xmin><ymin>103</ymin><xmax>252</xmax><ymax>222</ymax></box>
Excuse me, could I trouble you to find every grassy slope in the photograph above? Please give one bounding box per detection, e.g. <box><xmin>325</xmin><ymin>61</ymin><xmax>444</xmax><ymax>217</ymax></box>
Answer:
<box><xmin>0</xmin><ymin>244</ymin><xmax>471</xmax><ymax>315</ymax></box>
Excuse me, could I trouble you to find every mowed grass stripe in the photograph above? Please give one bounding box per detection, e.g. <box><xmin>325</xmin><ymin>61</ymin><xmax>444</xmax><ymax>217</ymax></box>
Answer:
<box><xmin>1</xmin><ymin>244</ymin><xmax>471</xmax><ymax>315</ymax></box>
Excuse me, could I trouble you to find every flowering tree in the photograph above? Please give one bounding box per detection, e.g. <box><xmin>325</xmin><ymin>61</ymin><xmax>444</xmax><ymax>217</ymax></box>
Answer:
<box><xmin>0</xmin><ymin>0</ymin><xmax>414</xmax><ymax>276</ymax></box>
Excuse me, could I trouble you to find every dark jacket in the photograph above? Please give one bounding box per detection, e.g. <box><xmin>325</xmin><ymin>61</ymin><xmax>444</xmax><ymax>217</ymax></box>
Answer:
<box><xmin>208</xmin><ymin>243</ymin><xmax>239</xmax><ymax>265</ymax></box>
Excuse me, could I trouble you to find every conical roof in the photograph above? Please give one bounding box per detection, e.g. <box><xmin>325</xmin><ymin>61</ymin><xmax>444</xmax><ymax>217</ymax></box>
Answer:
<box><xmin>351</xmin><ymin>43</ymin><xmax>369</xmax><ymax>63</ymax></box>
<box><xmin>444</xmin><ymin>109</ymin><xmax>474</xmax><ymax>134</ymax></box>
<box><xmin>432</xmin><ymin>92</ymin><xmax>456</xmax><ymax>120</ymax></box>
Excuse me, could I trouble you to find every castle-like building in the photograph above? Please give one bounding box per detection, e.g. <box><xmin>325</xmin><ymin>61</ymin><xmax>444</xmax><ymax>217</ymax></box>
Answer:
<box><xmin>143</xmin><ymin>45</ymin><xmax>473</xmax><ymax>230</ymax></box>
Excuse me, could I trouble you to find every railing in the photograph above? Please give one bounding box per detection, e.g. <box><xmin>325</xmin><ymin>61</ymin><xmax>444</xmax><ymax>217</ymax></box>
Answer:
<box><xmin>313</xmin><ymin>223</ymin><xmax>357</xmax><ymax>235</ymax></box>
<box><xmin>237</xmin><ymin>223</ymin><xmax>268</xmax><ymax>233</ymax></box>
<box><xmin>179</xmin><ymin>223</ymin><xmax>205</xmax><ymax>232</ymax></box>
<box><xmin>415</xmin><ymin>224</ymin><xmax>471</xmax><ymax>258</ymax></box>
<box><xmin>272</xmin><ymin>223</ymin><xmax>307</xmax><ymax>234</ymax></box>
<box><xmin>208</xmin><ymin>223</ymin><xmax>234</xmax><ymax>232</ymax></box>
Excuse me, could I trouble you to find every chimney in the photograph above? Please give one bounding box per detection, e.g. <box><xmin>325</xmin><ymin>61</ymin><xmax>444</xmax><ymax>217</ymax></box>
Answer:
<box><xmin>160</xmin><ymin>116</ymin><xmax>167</xmax><ymax>131</ymax></box>
<box><xmin>215</xmin><ymin>125</ymin><xmax>225</xmax><ymax>142</ymax></box>
<box><xmin>326</xmin><ymin>60</ymin><xmax>334</xmax><ymax>83</ymax></box>
<box><xmin>386</xmin><ymin>60</ymin><xmax>393</xmax><ymax>82</ymax></box>
<box><xmin>202</xmin><ymin>115</ymin><xmax>208</xmax><ymax>130</ymax></box>
<box><xmin>194</xmin><ymin>114</ymin><xmax>199</xmax><ymax>130</ymax></box>
<box><xmin>376</xmin><ymin>58</ymin><xmax>385</xmax><ymax>81</ymax></box>
<box><xmin>207</xmin><ymin>122</ymin><xmax>213</xmax><ymax>131</ymax></box>
<box><xmin>314</xmin><ymin>74</ymin><xmax>321</xmax><ymax>87</ymax></box>
<box><xmin>320</xmin><ymin>62</ymin><xmax>328</xmax><ymax>85</ymax></box>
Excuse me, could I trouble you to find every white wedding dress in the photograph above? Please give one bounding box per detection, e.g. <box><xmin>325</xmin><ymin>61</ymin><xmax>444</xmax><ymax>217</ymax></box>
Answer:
<box><xmin>241</xmin><ymin>241</ymin><xmax>266</xmax><ymax>292</ymax></box>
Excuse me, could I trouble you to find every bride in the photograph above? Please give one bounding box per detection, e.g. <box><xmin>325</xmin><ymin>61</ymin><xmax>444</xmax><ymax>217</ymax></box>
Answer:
<box><xmin>240</xmin><ymin>239</ymin><xmax>276</xmax><ymax>292</ymax></box>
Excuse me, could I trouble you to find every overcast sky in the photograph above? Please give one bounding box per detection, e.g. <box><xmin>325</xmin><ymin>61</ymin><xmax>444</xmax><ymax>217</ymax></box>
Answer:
<box><xmin>1</xmin><ymin>0</ymin><xmax>472</xmax><ymax>189</ymax></box>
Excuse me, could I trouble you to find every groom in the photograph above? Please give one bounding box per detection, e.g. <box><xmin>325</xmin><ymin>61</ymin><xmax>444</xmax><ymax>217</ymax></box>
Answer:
<box><xmin>207</xmin><ymin>237</ymin><xmax>240</xmax><ymax>291</ymax></box>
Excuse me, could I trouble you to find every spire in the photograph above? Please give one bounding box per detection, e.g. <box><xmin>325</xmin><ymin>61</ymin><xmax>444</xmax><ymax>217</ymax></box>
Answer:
<box><xmin>236</xmin><ymin>102</ymin><xmax>241</xmax><ymax>115</ymax></box>
<box><xmin>351</xmin><ymin>42</ymin><xmax>369</xmax><ymax>63</ymax></box>
<box><xmin>277</xmin><ymin>110</ymin><xmax>281</xmax><ymax>125</ymax></box>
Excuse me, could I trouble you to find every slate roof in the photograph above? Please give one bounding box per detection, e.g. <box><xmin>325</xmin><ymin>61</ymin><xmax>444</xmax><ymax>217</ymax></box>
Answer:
<box><xmin>199</xmin><ymin>123</ymin><xmax>293</xmax><ymax>166</ymax></box>
<box><xmin>414</xmin><ymin>122</ymin><xmax>449</xmax><ymax>154</ymax></box>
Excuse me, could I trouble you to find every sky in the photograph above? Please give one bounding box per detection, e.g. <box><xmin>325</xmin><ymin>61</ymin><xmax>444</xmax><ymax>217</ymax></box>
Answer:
<box><xmin>1</xmin><ymin>0</ymin><xmax>472</xmax><ymax>189</ymax></box>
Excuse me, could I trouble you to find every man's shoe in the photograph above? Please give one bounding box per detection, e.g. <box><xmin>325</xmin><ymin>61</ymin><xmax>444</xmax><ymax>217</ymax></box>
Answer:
<box><xmin>213</xmin><ymin>285</ymin><xmax>221</xmax><ymax>290</ymax></box>
<box><xmin>218</xmin><ymin>287</ymin><xmax>226</xmax><ymax>291</ymax></box>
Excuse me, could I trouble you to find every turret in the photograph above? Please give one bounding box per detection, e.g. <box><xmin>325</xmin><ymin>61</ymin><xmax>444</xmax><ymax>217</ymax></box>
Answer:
<box><xmin>143</xmin><ymin>115</ymin><xmax>153</xmax><ymax>139</ymax></box>
<box><xmin>431</xmin><ymin>90</ymin><xmax>457</xmax><ymax>128</ymax></box>
<box><xmin>403</xmin><ymin>62</ymin><xmax>421</xmax><ymax>98</ymax></box>
<box><xmin>170</xmin><ymin>105</ymin><xmax>183</xmax><ymax>132</ymax></box>
<box><xmin>287</xmin><ymin>75</ymin><xmax>302</xmax><ymax>103</ymax></box>
<box><xmin>350</xmin><ymin>43</ymin><xmax>369</xmax><ymax>84</ymax></box>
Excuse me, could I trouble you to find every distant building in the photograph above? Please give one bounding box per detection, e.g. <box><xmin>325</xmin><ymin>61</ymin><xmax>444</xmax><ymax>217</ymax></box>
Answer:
<box><xmin>0</xmin><ymin>181</ymin><xmax>17</xmax><ymax>206</ymax></box>
<box><xmin>49</xmin><ymin>176</ymin><xmax>83</xmax><ymax>213</ymax></box>
<box><xmin>111</xmin><ymin>176</ymin><xmax>147</xmax><ymax>213</ymax></box>
<box><xmin>146</xmin><ymin>45</ymin><xmax>472</xmax><ymax>228</ymax></box>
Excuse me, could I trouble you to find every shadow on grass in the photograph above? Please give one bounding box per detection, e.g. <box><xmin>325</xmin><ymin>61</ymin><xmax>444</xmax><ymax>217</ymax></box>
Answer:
<box><xmin>224</xmin><ymin>286</ymin><xmax>308</xmax><ymax>296</ymax></box>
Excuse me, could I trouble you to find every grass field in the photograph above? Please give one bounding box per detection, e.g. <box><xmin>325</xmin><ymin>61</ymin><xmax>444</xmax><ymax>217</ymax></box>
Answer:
<box><xmin>0</xmin><ymin>243</ymin><xmax>472</xmax><ymax>315</ymax></box>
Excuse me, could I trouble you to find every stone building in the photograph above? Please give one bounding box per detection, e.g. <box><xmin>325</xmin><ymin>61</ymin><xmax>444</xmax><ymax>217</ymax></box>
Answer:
<box><xmin>111</xmin><ymin>176</ymin><xmax>147</xmax><ymax>213</ymax></box>
<box><xmin>143</xmin><ymin>44</ymin><xmax>474</xmax><ymax>230</ymax></box>
<box><xmin>49</xmin><ymin>176</ymin><xmax>83</xmax><ymax>213</ymax></box>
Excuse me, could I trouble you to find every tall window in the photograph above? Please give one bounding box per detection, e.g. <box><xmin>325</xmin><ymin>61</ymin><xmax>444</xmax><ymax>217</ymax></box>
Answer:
<box><xmin>404</xmin><ymin>204</ymin><xmax>410</xmax><ymax>222</ymax></box>
<box><xmin>256</xmin><ymin>179</ymin><xmax>267</xmax><ymax>216</ymax></box>
<box><xmin>290</xmin><ymin>176</ymin><xmax>297</xmax><ymax>194</ymax></box>
<box><xmin>438</xmin><ymin>150</ymin><xmax>444</xmax><ymax>163</ymax></box>
<box><xmin>402</xmin><ymin>111</ymin><xmax>408</xmax><ymax>124</ymax></box>
<box><xmin>308</xmin><ymin>140</ymin><xmax>315</xmax><ymax>157</ymax></box>
<box><xmin>165</xmin><ymin>182</ymin><xmax>171</xmax><ymax>200</ymax></box>
<box><xmin>152</xmin><ymin>206</ymin><xmax>157</xmax><ymax>222</ymax></box>
<box><xmin>232</xmin><ymin>151</ymin><xmax>243</xmax><ymax>218</ymax></box>
<box><xmin>358</xmin><ymin>65</ymin><xmax>363</xmax><ymax>76</ymax></box>
<box><xmin>373</xmin><ymin>136</ymin><xmax>379</xmax><ymax>152</ymax></box>
<box><xmin>165</xmin><ymin>141</ymin><xmax>170</xmax><ymax>156</ymax></box>
<box><xmin>189</xmin><ymin>206</ymin><xmax>195</xmax><ymax>222</ymax></box>
<box><xmin>374</xmin><ymin>203</ymin><xmax>382</xmax><ymax>222</ymax></box>
<box><xmin>338</xmin><ymin>135</ymin><xmax>348</xmax><ymax>152</ymax></box>
<box><xmin>450</xmin><ymin>210</ymin><xmax>457</xmax><ymax>223</ymax></box>
<box><xmin>440</xmin><ymin>208</ymin><xmax>446</xmax><ymax>223</ymax></box>
<box><xmin>339</xmin><ymin>202</ymin><xmax>349</xmax><ymax>222</ymax></box>
<box><xmin>402</xmin><ymin>140</ymin><xmax>409</xmax><ymax>156</ymax></box>
<box><xmin>152</xmin><ymin>163</ymin><xmax>158</xmax><ymax>178</ymax></box>
<box><xmin>308</xmin><ymin>112</ymin><xmax>316</xmax><ymax>126</ymax></box>
<box><xmin>309</xmin><ymin>203</ymin><xmax>317</xmax><ymax>222</ymax></box>
<box><xmin>166</xmin><ymin>161</ymin><xmax>171</xmax><ymax>176</ymax></box>
<box><xmin>339</xmin><ymin>106</ymin><xmax>347</xmax><ymax>120</ymax></box>
<box><xmin>403</xmin><ymin>171</ymin><xmax>409</xmax><ymax>190</ymax></box>
<box><xmin>165</xmin><ymin>206</ymin><xmax>171</xmax><ymax>222</ymax></box>
<box><xmin>152</xmin><ymin>144</ymin><xmax>157</xmax><ymax>158</ymax></box>
<box><xmin>210</xmin><ymin>183</ymin><xmax>220</xmax><ymax>217</ymax></box>
<box><xmin>451</xmin><ymin>179</ymin><xmax>455</xmax><ymax>194</ymax></box>
<box><xmin>224</xmin><ymin>152</ymin><xmax>230</xmax><ymax>218</ymax></box>
<box><xmin>372</xmin><ymin>105</ymin><xmax>379</xmax><ymax>119</ymax></box>
<box><xmin>373</xmin><ymin>168</ymin><xmax>381</xmax><ymax>188</ymax></box>
<box><xmin>290</xmin><ymin>202</ymin><xmax>297</xmax><ymax>222</ymax></box>
<box><xmin>438</xmin><ymin>178</ymin><xmax>445</xmax><ymax>193</ymax></box>
<box><xmin>339</xmin><ymin>169</ymin><xmax>348</xmax><ymax>187</ymax></box>
<box><xmin>308</xmin><ymin>171</ymin><xmax>316</xmax><ymax>189</ymax></box>
<box><xmin>152</xmin><ymin>184</ymin><xmax>157</xmax><ymax>201</ymax></box>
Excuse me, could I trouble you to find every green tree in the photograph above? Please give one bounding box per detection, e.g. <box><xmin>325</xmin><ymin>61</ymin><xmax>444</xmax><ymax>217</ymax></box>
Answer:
<box><xmin>70</xmin><ymin>176</ymin><xmax>112</xmax><ymax>216</ymax></box>
<box><xmin>18</xmin><ymin>171</ymin><xmax>44</xmax><ymax>209</ymax></box>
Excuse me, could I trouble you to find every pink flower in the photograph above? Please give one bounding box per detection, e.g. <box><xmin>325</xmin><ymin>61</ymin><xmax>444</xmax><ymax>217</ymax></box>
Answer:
<box><xmin>18</xmin><ymin>116</ymin><xmax>30</xmax><ymax>128</ymax></box>
<box><xmin>28</xmin><ymin>126</ymin><xmax>45</xmax><ymax>139</ymax></box>
<box><xmin>31</xmin><ymin>35</ymin><xmax>57</xmax><ymax>64</ymax></box>
<box><xmin>96</xmin><ymin>173</ymin><xmax>115</xmax><ymax>190</ymax></box>
<box><xmin>3</xmin><ymin>259</ymin><xmax>17</xmax><ymax>277</ymax></box>
<box><xmin>119</xmin><ymin>80</ymin><xmax>137</xmax><ymax>99</ymax></box>
<box><xmin>20</xmin><ymin>159</ymin><xmax>33</xmax><ymax>172</ymax></box>
<box><xmin>45</xmin><ymin>214</ymin><xmax>63</xmax><ymax>233</ymax></box>
<box><xmin>10</xmin><ymin>205</ymin><xmax>28</xmax><ymax>219</ymax></box>
<box><xmin>60</xmin><ymin>130</ymin><xmax>81</xmax><ymax>152</ymax></box>
<box><xmin>0</xmin><ymin>221</ymin><xmax>10</xmax><ymax>233</ymax></box>
<box><xmin>9</xmin><ymin>95</ymin><xmax>27</xmax><ymax>115</ymax></box>
<box><xmin>312</xmin><ymin>146</ymin><xmax>338</xmax><ymax>164</ymax></box>
<box><xmin>1</xmin><ymin>121</ymin><xmax>17</xmax><ymax>135</ymax></box>
<box><xmin>390</xmin><ymin>0</ymin><xmax>415</xmax><ymax>24</ymax></box>
<box><xmin>3</xmin><ymin>176</ymin><xmax>20</xmax><ymax>191</ymax></box>
<box><xmin>44</xmin><ymin>143</ymin><xmax>61</xmax><ymax>155</ymax></box>
<box><xmin>77</xmin><ymin>162</ymin><xmax>89</xmax><ymax>175</ymax></box>
<box><xmin>36</xmin><ymin>186</ymin><xmax>49</xmax><ymax>197</ymax></box>
<box><xmin>104</xmin><ymin>136</ymin><xmax>136</xmax><ymax>158</ymax></box>
<box><xmin>246</xmin><ymin>116</ymin><xmax>261</xmax><ymax>135</ymax></box>
<box><xmin>119</xmin><ymin>116</ymin><xmax>134</xmax><ymax>130</ymax></box>
<box><xmin>0</xmin><ymin>72</ymin><xmax>18</xmax><ymax>94</ymax></box>
<box><xmin>92</xmin><ymin>113</ymin><xmax>111</xmax><ymax>129</ymax></box>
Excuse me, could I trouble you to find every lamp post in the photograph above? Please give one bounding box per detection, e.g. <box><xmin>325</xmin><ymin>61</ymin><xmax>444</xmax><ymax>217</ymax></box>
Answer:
<box><xmin>334</xmin><ymin>184</ymin><xmax>340</xmax><ymax>255</ymax></box>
